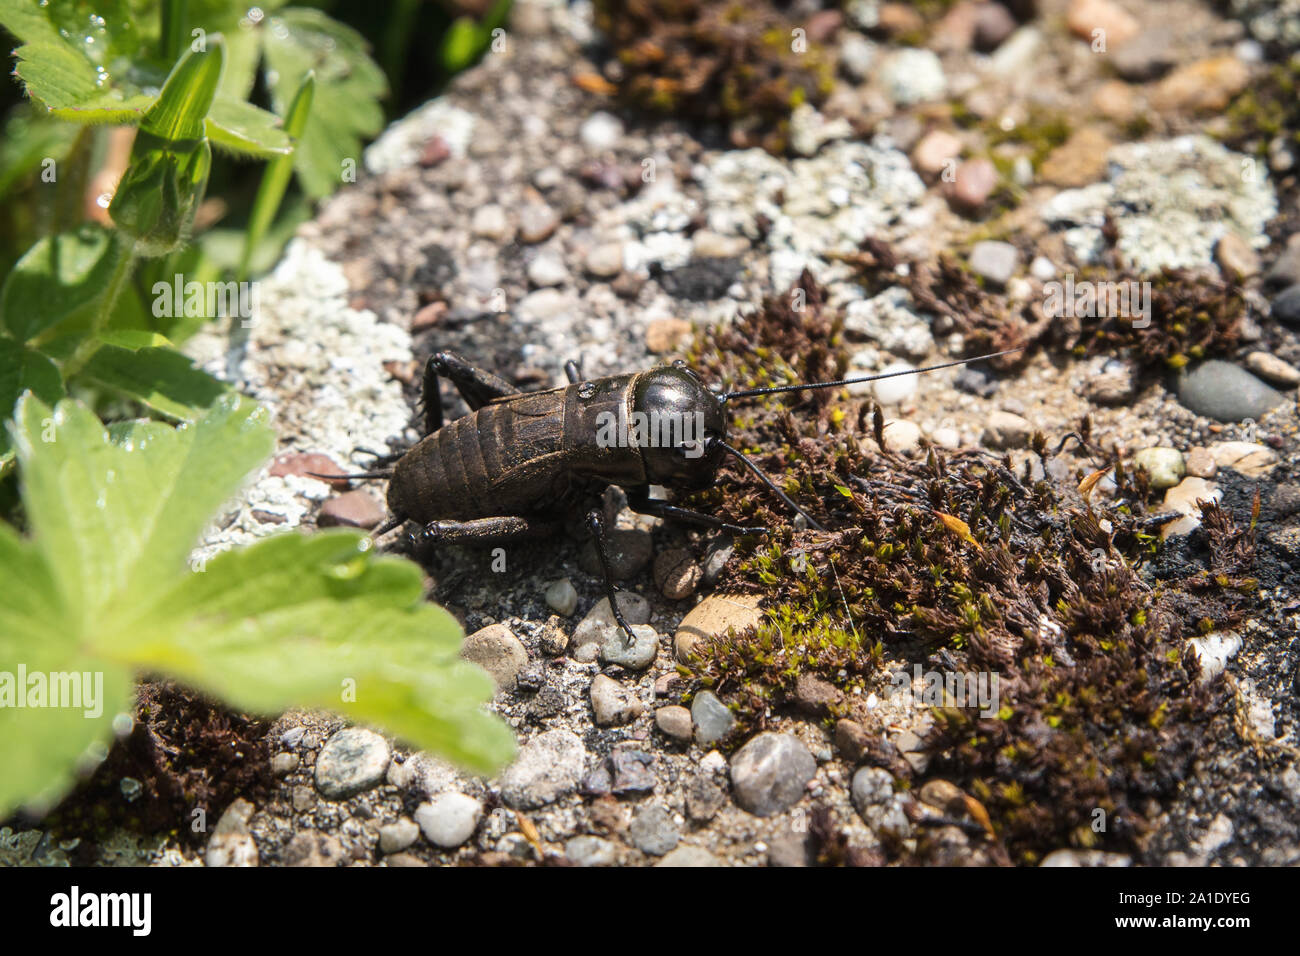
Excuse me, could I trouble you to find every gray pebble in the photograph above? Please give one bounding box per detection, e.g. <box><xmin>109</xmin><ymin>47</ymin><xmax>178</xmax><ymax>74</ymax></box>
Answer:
<box><xmin>1176</xmin><ymin>360</ymin><xmax>1284</xmax><ymax>422</ymax></box>
<box><xmin>314</xmin><ymin>727</ymin><xmax>391</xmax><ymax>800</ymax></box>
<box><xmin>599</xmin><ymin>624</ymin><xmax>659</xmax><ymax>669</ymax></box>
<box><xmin>691</xmin><ymin>690</ymin><xmax>736</xmax><ymax>746</ymax></box>
<box><xmin>571</xmin><ymin>593</ymin><xmax>650</xmax><ymax>655</ymax></box>
<box><xmin>968</xmin><ymin>240</ymin><xmax>1019</xmax><ymax>287</ymax></box>
<box><xmin>499</xmin><ymin>729</ymin><xmax>587</xmax><ymax>809</ymax></box>
<box><xmin>527</xmin><ymin>250</ymin><xmax>569</xmax><ymax>287</ymax></box>
<box><xmin>565</xmin><ymin>834</ymin><xmax>618</xmax><ymax>866</ymax></box>
<box><xmin>629</xmin><ymin>804</ymin><xmax>681</xmax><ymax>856</ymax></box>
<box><xmin>729</xmin><ymin>732</ymin><xmax>816</xmax><ymax>817</ymax></box>
<box><xmin>1271</xmin><ymin>284</ymin><xmax>1300</xmax><ymax>325</ymax></box>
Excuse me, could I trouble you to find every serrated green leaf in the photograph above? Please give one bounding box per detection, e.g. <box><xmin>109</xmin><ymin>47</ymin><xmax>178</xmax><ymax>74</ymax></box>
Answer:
<box><xmin>0</xmin><ymin>395</ymin><xmax>515</xmax><ymax>816</ymax></box>
<box><xmin>0</xmin><ymin>338</ymin><xmax>64</xmax><ymax>466</ymax></box>
<box><xmin>3</xmin><ymin>1</ymin><xmax>155</xmax><ymax>124</ymax></box>
<box><xmin>0</xmin><ymin>225</ymin><xmax>124</xmax><ymax>343</ymax></box>
<box><xmin>12</xmin><ymin>393</ymin><xmax>274</xmax><ymax>630</ymax></box>
<box><xmin>262</xmin><ymin>8</ymin><xmax>385</xmax><ymax>198</ymax></box>
<box><xmin>79</xmin><ymin>343</ymin><xmax>229</xmax><ymax>419</ymax></box>
<box><xmin>121</xmin><ymin>530</ymin><xmax>515</xmax><ymax>773</ymax></box>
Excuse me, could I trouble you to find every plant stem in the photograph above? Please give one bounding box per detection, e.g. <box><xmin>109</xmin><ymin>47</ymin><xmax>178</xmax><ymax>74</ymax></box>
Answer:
<box><xmin>62</xmin><ymin>235</ymin><xmax>137</xmax><ymax>379</ymax></box>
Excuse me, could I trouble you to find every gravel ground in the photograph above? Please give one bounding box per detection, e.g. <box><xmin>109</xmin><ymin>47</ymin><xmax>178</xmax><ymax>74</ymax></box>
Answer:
<box><xmin>4</xmin><ymin>0</ymin><xmax>1300</xmax><ymax>867</ymax></box>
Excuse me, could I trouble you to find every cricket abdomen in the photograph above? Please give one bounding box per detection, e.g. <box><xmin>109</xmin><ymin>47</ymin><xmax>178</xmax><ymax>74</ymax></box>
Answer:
<box><xmin>388</xmin><ymin>392</ymin><xmax>573</xmax><ymax>524</ymax></box>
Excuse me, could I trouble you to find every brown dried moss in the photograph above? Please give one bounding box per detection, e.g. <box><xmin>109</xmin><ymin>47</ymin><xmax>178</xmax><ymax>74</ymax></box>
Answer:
<box><xmin>591</xmin><ymin>0</ymin><xmax>837</xmax><ymax>154</ymax></box>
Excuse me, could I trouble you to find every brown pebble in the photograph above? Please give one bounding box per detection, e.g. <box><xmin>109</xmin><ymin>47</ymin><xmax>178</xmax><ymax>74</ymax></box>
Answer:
<box><xmin>944</xmin><ymin>158</ymin><xmax>998</xmax><ymax>211</ymax></box>
<box><xmin>1184</xmin><ymin>447</ymin><xmax>1217</xmax><ymax>479</ymax></box>
<box><xmin>833</xmin><ymin>719</ymin><xmax>869</xmax><ymax>762</ymax></box>
<box><xmin>646</xmin><ymin>317</ymin><xmax>693</xmax><ymax>354</ymax></box>
<box><xmin>318</xmin><ymin>490</ymin><xmax>386</xmax><ymax>529</ymax></box>
<box><xmin>412</xmin><ymin>301</ymin><xmax>447</xmax><ymax>331</ymax></box>
<box><xmin>653</xmin><ymin>548</ymin><xmax>702</xmax><ymax>600</ymax></box>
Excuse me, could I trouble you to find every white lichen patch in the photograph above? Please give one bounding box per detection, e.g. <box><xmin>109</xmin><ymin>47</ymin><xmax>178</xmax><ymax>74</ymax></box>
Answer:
<box><xmin>702</xmin><ymin>141</ymin><xmax>927</xmax><ymax>289</ymax></box>
<box><xmin>363</xmin><ymin>99</ymin><xmax>479</xmax><ymax>175</ymax></box>
<box><xmin>184</xmin><ymin>241</ymin><xmax>413</xmax><ymax>562</ymax></box>
<box><xmin>1041</xmin><ymin>135</ymin><xmax>1277</xmax><ymax>272</ymax></box>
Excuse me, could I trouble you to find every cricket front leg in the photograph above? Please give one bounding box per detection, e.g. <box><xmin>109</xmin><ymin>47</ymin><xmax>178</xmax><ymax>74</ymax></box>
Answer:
<box><xmin>585</xmin><ymin>509</ymin><xmax>640</xmax><ymax>647</ymax></box>
<box><xmin>625</xmin><ymin>486</ymin><xmax>768</xmax><ymax>537</ymax></box>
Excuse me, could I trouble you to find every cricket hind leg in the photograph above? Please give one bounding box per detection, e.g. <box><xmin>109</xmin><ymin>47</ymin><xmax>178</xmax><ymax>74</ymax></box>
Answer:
<box><xmin>585</xmin><ymin>509</ymin><xmax>641</xmax><ymax>646</ymax></box>
<box><xmin>411</xmin><ymin>515</ymin><xmax>559</xmax><ymax>553</ymax></box>
<box><xmin>420</xmin><ymin>351</ymin><xmax>521</xmax><ymax>435</ymax></box>
<box><xmin>564</xmin><ymin>357</ymin><xmax>584</xmax><ymax>384</ymax></box>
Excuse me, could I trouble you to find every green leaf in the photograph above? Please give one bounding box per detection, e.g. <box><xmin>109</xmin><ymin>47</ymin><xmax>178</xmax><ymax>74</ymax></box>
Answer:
<box><xmin>135</xmin><ymin>531</ymin><xmax>516</xmax><ymax>773</ymax></box>
<box><xmin>79</xmin><ymin>343</ymin><xmax>230</xmax><ymax>419</ymax></box>
<box><xmin>241</xmin><ymin>72</ymin><xmax>314</xmax><ymax>279</ymax></box>
<box><xmin>206</xmin><ymin>97</ymin><xmax>293</xmax><ymax>157</ymax></box>
<box><xmin>139</xmin><ymin>40</ymin><xmax>225</xmax><ymax>143</ymax></box>
<box><xmin>440</xmin><ymin>18</ymin><xmax>485</xmax><ymax>74</ymax></box>
<box><xmin>0</xmin><ymin>225</ymin><xmax>124</xmax><ymax>343</ymax></box>
<box><xmin>262</xmin><ymin>8</ymin><xmax>386</xmax><ymax>198</ymax></box>
<box><xmin>12</xmin><ymin>393</ymin><xmax>273</xmax><ymax>629</ymax></box>
<box><xmin>0</xmin><ymin>394</ymin><xmax>515</xmax><ymax>817</ymax></box>
<box><xmin>2</xmin><ymin>0</ymin><xmax>155</xmax><ymax>124</ymax></box>
<box><xmin>0</xmin><ymin>338</ymin><xmax>64</xmax><ymax>466</ymax></box>
<box><xmin>0</xmin><ymin>522</ymin><xmax>135</xmax><ymax>818</ymax></box>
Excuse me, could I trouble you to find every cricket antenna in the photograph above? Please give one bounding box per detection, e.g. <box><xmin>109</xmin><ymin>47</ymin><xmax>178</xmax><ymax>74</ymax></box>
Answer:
<box><xmin>720</xmin><ymin>348</ymin><xmax>1022</xmax><ymax>403</ymax></box>
<box><xmin>307</xmin><ymin>470</ymin><xmax>394</xmax><ymax>481</ymax></box>
<box><xmin>713</xmin><ymin>438</ymin><xmax>827</xmax><ymax>532</ymax></box>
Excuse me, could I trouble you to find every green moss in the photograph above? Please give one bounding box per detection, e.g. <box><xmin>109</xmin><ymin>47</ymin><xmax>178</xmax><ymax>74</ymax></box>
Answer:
<box><xmin>676</xmin><ymin>270</ymin><xmax>1256</xmax><ymax>865</ymax></box>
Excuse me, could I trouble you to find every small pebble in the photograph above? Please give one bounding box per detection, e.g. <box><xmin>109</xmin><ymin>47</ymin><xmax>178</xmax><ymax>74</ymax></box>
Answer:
<box><xmin>730</xmin><ymin>733</ymin><xmax>816</xmax><ymax>817</ymax></box>
<box><xmin>1176</xmin><ymin>360</ymin><xmax>1284</xmax><ymax>422</ymax></box>
<box><xmin>378</xmin><ymin>819</ymin><xmax>420</xmax><ymax>854</ymax></box>
<box><xmin>656</xmin><ymin>705</ymin><xmax>694</xmax><ymax>741</ymax></box>
<box><xmin>544</xmin><ymin>579</ymin><xmax>578</xmax><ymax>616</ymax></box>
<box><xmin>590</xmin><ymin>674</ymin><xmax>644</xmax><ymax>726</ymax></box>
<box><xmin>461</xmin><ymin>623</ymin><xmax>529</xmax><ymax>692</ymax></box>
<box><xmin>517</xmin><ymin>203</ymin><xmax>559</xmax><ymax>244</ymax></box>
<box><xmin>415</xmin><ymin>792</ymin><xmax>482</xmax><ymax>848</ymax></box>
<box><xmin>629</xmin><ymin>805</ymin><xmax>681</xmax><ymax>856</ymax></box>
<box><xmin>599</xmin><ymin>624</ymin><xmax>659</xmax><ymax>670</ymax></box>
<box><xmin>315</xmin><ymin>728</ymin><xmax>391</xmax><ymax>800</ymax></box>
<box><xmin>1132</xmin><ymin>447</ymin><xmax>1185</xmax><ymax>491</ymax></box>
<box><xmin>982</xmin><ymin>410</ymin><xmax>1031</xmax><ymax>449</ymax></box>
<box><xmin>691</xmin><ymin>690</ymin><xmax>737</xmax><ymax>746</ymax></box>
<box><xmin>579</xmin><ymin>111</ymin><xmax>624</xmax><ymax>151</ymax></box>
<box><xmin>968</xmin><ymin>240</ymin><xmax>1019</xmax><ymax>287</ymax></box>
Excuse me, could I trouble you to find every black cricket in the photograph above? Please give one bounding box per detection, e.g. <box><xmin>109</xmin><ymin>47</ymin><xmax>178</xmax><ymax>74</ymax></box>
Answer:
<box><xmin>325</xmin><ymin>348</ymin><xmax>1017</xmax><ymax>644</ymax></box>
